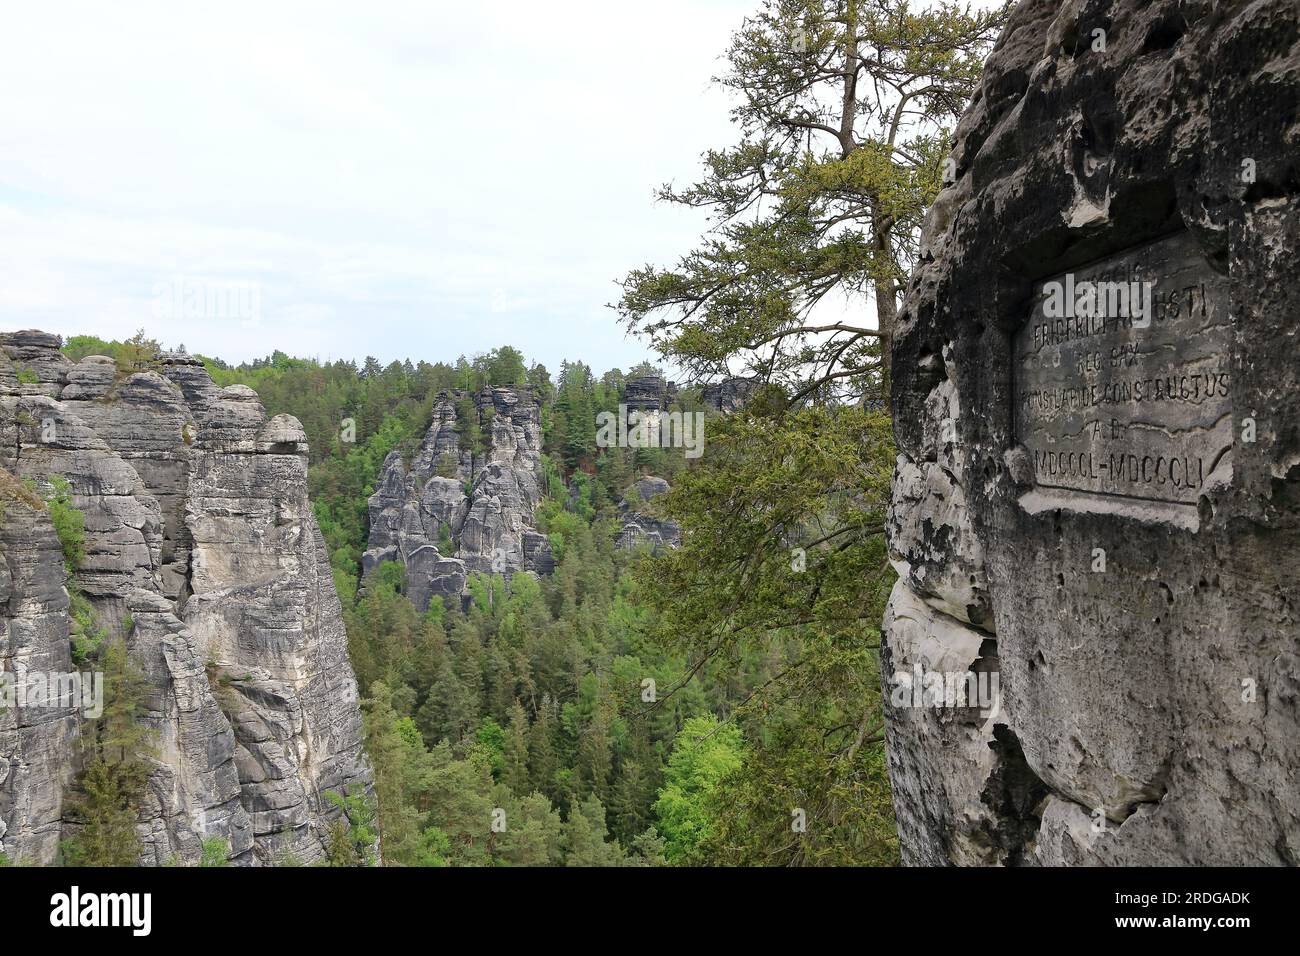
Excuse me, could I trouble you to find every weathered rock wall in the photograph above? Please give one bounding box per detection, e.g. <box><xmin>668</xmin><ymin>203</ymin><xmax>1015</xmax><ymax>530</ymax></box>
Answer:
<box><xmin>883</xmin><ymin>0</ymin><xmax>1299</xmax><ymax>865</ymax></box>
<box><xmin>0</xmin><ymin>331</ymin><xmax>373</xmax><ymax>865</ymax></box>
<box><xmin>0</xmin><ymin>474</ymin><xmax>79</xmax><ymax>863</ymax></box>
<box><xmin>615</xmin><ymin>476</ymin><xmax>681</xmax><ymax>551</ymax></box>
<box><xmin>363</xmin><ymin>386</ymin><xmax>554</xmax><ymax>610</ymax></box>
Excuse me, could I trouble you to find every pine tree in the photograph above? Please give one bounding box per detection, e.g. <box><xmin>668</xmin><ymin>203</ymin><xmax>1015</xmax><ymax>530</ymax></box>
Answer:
<box><xmin>528</xmin><ymin>697</ymin><xmax>559</xmax><ymax>803</ymax></box>
<box><xmin>423</xmin><ymin>743</ymin><xmax>495</xmax><ymax>866</ymax></box>
<box><xmin>493</xmin><ymin>788</ymin><xmax>564</xmax><ymax>866</ymax></box>
<box><xmin>503</xmin><ymin>700</ymin><xmax>532</xmax><ymax>795</ymax></box>
<box><xmin>608</xmin><ymin>757</ymin><xmax>652</xmax><ymax>844</ymax></box>
<box><xmin>419</xmin><ymin>654</ymin><xmax>473</xmax><ymax>745</ymax></box>
<box><xmin>576</xmin><ymin>703</ymin><xmax>613</xmax><ymax>804</ymax></box>
<box><xmin>61</xmin><ymin>639</ymin><xmax>157</xmax><ymax>866</ymax></box>
<box><xmin>323</xmin><ymin>785</ymin><xmax>378</xmax><ymax>866</ymax></box>
<box><xmin>563</xmin><ymin>794</ymin><xmax>627</xmax><ymax>867</ymax></box>
<box><xmin>362</xmin><ymin>682</ymin><xmax>436</xmax><ymax>865</ymax></box>
<box><xmin>617</xmin><ymin>0</ymin><xmax>1008</xmax><ymax>389</ymax></box>
<box><xmin>483</xmin><ymin>642</ymin><xmax>516</xmax><ymax>723</ymax></box>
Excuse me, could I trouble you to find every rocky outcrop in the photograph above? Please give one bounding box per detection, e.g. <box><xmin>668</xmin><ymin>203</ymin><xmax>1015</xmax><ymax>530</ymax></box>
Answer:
<box><xmin>0</xmin><ymin>473</ymin><xmax>79</xmax><ymax>864</ymax></box>
<box><xmin>882</xmin><ymin>0</ymin><xmax>1300</xmax><ymax>865</ymax></box>
<box><xmin>362</xmin><ymin>386</ymin><xmax>554</xmax><ymax>610</ymax></box>
<box><xmin>0</xmin><ymin>333</ymin><xmax>372</xmax><ymax>865</ymax></box>
<box><xmin>622</xmin><ymin>375</ymin><xmax>677</xmax><ymax>412</ymax></box>
<box><xmin>701</xmin><ymin>377</ymin><xmax>759</xmax><ymax>414</ymax></box>
<box><xmin>615</xmin><ymin>476</ymin><xmax>681</xmax><ymax>551</ymax></box>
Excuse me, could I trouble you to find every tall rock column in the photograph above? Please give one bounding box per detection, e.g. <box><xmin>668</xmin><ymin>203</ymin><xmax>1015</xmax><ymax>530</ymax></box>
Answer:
<box><xmin>0</xmin><ymin>336</ymin><xmax>374</xmax><ymax>864</ymax></box>
<box><xmin>0</xmin><ymin>473</ymin><xmax>79</xmax><ymax>863</ymax></box>
<box><xmin>883</xmin><ymin>0</ymin><xmax>1299</xmax><ymax>865</ymax></box>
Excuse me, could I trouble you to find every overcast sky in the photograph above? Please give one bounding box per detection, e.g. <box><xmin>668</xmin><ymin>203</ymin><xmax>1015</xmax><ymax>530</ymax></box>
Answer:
<box><xmin>0</xmin><ymin>0</ymin><xmax>768</xmax><ymax>372</ymax></box>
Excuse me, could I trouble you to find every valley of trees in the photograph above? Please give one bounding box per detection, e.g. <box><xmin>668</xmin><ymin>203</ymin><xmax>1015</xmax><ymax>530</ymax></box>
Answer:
<box><xmin>213</xmin><ymin>346</ymin><xmax>902</xmax><ymax>865</ymax></box>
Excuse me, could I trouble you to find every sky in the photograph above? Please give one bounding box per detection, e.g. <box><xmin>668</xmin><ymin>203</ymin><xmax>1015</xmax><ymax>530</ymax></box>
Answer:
<box><xmin>0</xmin><ymin>0</ymin><xmax>765</xmax><ymax>372</ymax></box>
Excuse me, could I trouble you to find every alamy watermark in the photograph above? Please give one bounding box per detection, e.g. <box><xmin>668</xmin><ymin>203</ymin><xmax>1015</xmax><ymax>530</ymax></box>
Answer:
<box><xmin>152</xmin><ymin>275</ymin><xmax>261</xmax><ymax>328</ymax></box>
<box><xmin>889</xmin><ymin>663</ymin><xmax>1000</xmax><ymax>722</ymax></box>
<box><xmin>50</xmin><ymin>886</ymin><xmax>151</xmax><ymax>936</ymax></box>
<box><xmin>1039</xmin><ymin>272</ymin><xmax>1156</xmax><ymax>329</ymax></box>
<box><xmin>595</xmin><ymin>405</ymin><xmax>705</xmax><ymax>459</ymax></box>
<box><xmin>0</xmin><ymin>668</ymin><xmax>103</xmax><ymax>718</ymax></box>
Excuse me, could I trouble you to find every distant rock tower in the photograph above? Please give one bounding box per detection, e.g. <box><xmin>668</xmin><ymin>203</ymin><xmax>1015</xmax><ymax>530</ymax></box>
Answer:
<box><xmin>362</xmin><ymin>386</ymin><xmax>555</xmax><ymax>611</ymax></box>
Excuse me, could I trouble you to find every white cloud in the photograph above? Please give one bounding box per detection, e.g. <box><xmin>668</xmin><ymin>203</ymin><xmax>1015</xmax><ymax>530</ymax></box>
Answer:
<box><xmin>0</xmin><ymin>0</ymin><xmax>751</xmax><ymax>371</ymax></box>
<box><xmin>0</xmin><ymin>0</ymin><xmax>1002</xmax><ymax>374</ymax></box>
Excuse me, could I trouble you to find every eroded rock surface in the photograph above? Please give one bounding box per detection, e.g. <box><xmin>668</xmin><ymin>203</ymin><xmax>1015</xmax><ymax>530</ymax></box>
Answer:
<box><xmin>622</xmin><ymin>375</ymin><xmax>677</xmax><ymax>412</ymax></box>
<box><xmin>0</xmin><ymin>335</ymin><xmax>372</xmax><ymax>865</ymax></box>
<box><xmin>362</xmin><ymin>386</ymin><xmax>554</xmax><ymax>610</ymax></box>
<box><xmin>883</xmin><ymin>0</ymin><xmax>1300</xmax><ymax>865</ymax></box>
<box><xmin>0</xmin><ymin>474</ymin><xmax>78</xmax><ymax>863</ymax></box>
<box><xmin>701</xmin><ymin>376</ymin><xmax>759</xmax><ymax>414</ymax></box>
<box><xmin>615</xmin><ymin>476</ymin><xmax>681</xmax><ymax>551</ymax></box>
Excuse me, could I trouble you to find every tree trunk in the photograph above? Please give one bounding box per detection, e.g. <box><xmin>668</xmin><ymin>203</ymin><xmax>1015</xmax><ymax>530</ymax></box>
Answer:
<box><xmin>875</xmin><ymin>277</ymin><xmax>896</xmax><ymax>389</ymax></box>
<box><xmin>873</xmin><ymin>220</ymin><xmax>897</xmax><ymax>390</ymax></box>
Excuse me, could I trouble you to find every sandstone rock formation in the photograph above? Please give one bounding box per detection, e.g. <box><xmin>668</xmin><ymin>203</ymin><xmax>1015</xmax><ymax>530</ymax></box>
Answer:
<box><xmin>882</xmin><ymin>0</ymin><xmax>1300</xmax><ymax>866</ymax></box>
<box><xmin>0</xmin><ymin>331</ymin><xmax>373</xmax><ymax>865</ymax></box>
<box><xmin>701</xmin><ymin>376</ymin><xmax>759</xmax><ymax>414</ymax></box>
<box><xmin>622</xmin><ymin>375</ymin><xmax>677</xmax><ymax>412</ymax></box>
<box><xmin>615</xmin><ymin>476</ymin><xmax>681</xmax><ymax>551</ymax></box>
<box><xmin>362</xmin><ymin>386</ymin><xmax>554</xmax><ymax>610</ymax></box>
<box><xmin>0</xmin><ymin>472</ymin><xmax>79</xmax><ymax>864</ymax></box>
<box><xmin>625</xmin><ymin>373</ymin><xmax>755</xmax><ymax>415</ymax></box>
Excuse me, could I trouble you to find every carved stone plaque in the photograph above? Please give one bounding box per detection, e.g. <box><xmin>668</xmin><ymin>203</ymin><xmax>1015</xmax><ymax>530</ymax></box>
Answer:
<box><xmin>1014</xmin><ymin>231</ymin><xmax>1232</xmax><ymax>506</ymax></box>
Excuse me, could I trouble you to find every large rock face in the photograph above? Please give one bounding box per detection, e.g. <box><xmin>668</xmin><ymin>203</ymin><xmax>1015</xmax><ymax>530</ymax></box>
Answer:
<box><xmin>0</xmin><ymin>473</ymin><xmax>79</xmax><ymax>863</ymax></box>
<box><xmin>701</xmin><ymin>376</ymin><xmax>759</xmax><ymax>414</ymax></box>
<box><xmin>615</xmin><ymin>476</ymin><xmax>681</xmax><ymax>551</ymax></box>
<box><xmin>362</xmin><ymin>386</ymin><xmax>554</xmax><ymax>610</ymax></box>
<box><xmin>0</xmin><ymin>332</ymin><xmax>373</xmax><ymax>865</ymax></box>
<box><xmin>622</xmin><ymin>375</ymin><xmax>677</xmax><ymax>412</ymax></box>
<box><xmin>883</xmin><ymin>0</ymin><xmax>1299</xmax><ymax>865</ymax></box>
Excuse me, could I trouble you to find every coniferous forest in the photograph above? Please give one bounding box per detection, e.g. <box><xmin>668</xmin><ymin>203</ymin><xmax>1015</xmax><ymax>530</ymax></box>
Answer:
<box><xmin>12</xmin><ymin>0</ymin><xmax>1015</xmax><ymax>868</ymax></box>
<box><xmin>2</xmin><ymin>0</ymin><xmax>1045</xmax><ymax>879</ymax></box>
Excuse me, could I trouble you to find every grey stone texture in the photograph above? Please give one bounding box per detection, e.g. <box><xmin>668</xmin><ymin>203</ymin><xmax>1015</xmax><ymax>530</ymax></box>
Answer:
<box><xmin>882</xmin><ymin>0</ymin><xmax>1300</xmax><ymax>865</ymax></box>
<box><xmin>0</xmin><ymin>334</ymin><xmax>373</xmax><ymax>865</ymax></box>
<box><xmin>701</xmin><ymin>376</ymin><xmax>759</xmax><ymax>414</ymax></box>
<box><xmin>0</xmin><ymin>476</ymin><xmax>79</xmax><ymax>864</ymax></box>
<box><xmin>621</xmin><ymin>375</ymin><xmax>677</xmax><ymax>412</ymax></box>
<box><xmin>615</xmin><ymin>476</ymin><xmax>682</xmax><ymax>551</ymax></box>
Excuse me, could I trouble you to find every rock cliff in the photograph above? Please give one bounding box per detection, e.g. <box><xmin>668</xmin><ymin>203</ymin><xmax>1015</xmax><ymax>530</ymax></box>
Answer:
<box><xmin>362</xmin><ymin>386</ymin><xmax>554</xmax><ymax>610</ymax></box>
<box><xmin>701</xmin><ymin>377</ymin><xmax>759</xmax><ymax>414</ymax></box>
<box><xmin>0</xmin><ymin>471</ymin><xmax>78</xmax><ymax>863</ymax></box>
<box><xmin>615</xmin><ymin>476</ymin><xmax>681</xmax><ymax>551</ymax></box>
<box><xmin>0</xmin><ymin>330</ymin><xmax>373</xmax><ymax>865</ymax></box>
<box><xmin>621</xmin><ymin>375</ymin><xmax>678</xmax><ymax>413</ymax></box>
<box><xmin>883</xmin><ymin>0</ymin><xmax>1299</xmax><ymax>865</ymax></box>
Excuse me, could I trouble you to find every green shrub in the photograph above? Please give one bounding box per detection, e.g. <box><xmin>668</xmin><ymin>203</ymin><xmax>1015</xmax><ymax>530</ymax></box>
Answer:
<box><xmin>43</xmin><ymin>476</ymin><xmax>85</xmax><ymax>572</ymax></box>
<box><xmin>60</xmin><ymin>639</ymin><xmax>157</xmax><ymax>867</ymax></box>
<box><xmin>199</xmin><ymin>836</ymin><xmax>230</xmax><ymax>867</ymax></box>
<box><xmin>69</xmin><ymin>588</ymin><xmax>107</xmax><ymax>665</ymax></box>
